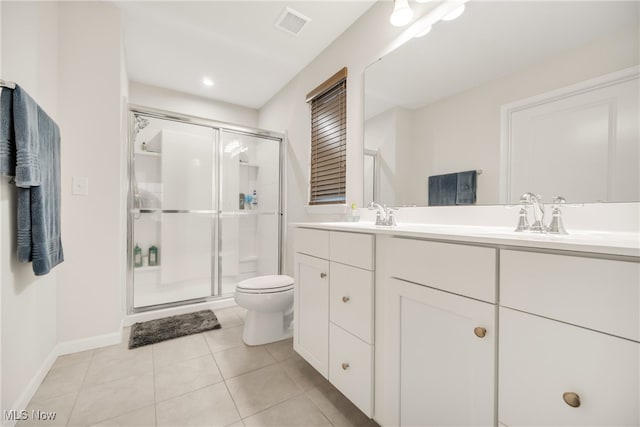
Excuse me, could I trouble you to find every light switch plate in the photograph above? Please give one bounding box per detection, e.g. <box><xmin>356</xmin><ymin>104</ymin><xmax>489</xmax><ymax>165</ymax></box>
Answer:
<box><xmin>72</xmin><ymin>176</ymin><xmax>89</xmax><ymax>196</ymax></box>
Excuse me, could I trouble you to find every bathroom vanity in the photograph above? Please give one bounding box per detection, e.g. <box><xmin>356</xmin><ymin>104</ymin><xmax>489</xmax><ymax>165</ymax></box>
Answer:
<box><xmin>293</xmin><ymin>219</ymin><xmax>639</xmax><ymax>426</ymax></box>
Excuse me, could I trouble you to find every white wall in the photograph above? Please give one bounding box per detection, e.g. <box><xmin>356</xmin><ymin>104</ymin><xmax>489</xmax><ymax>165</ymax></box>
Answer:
<box><xmin>129</xmin><ymin>81</ymin><xmax>259</xmax><ymax>128</ymax></box>
<box><xmin>0</xmin><ymin>1</ymin><xmax>59</xmax><ymax>415</ymax></box>
<box><xmin>259</xmin><ymin>1</ymin><xmax>435</xmax><ymax>275</ymax></box>
<box><xmin>55</xmin><ymin>2</ymin><xmax>126</xmax><ymax>343</ymax></box>
<box><xmin>403</xmin><ymin>25</ymin><xmax>639</xmax><ymax>205</ymax></box>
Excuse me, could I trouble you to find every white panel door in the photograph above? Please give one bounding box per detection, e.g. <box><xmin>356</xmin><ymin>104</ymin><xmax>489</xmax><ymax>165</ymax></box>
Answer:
<box><xmin>389</xmin><ymin>277</ymin><xmax>496</xmax><ymax>427</ymax></box>
<box><xmin>508</xmin><ymin>73</ymin><xmax>639</xmax><ymax>203</ymax></box>
<box><xmin>294</xmin><ymin>253</ymin><xmax>330</xmax><ymax>378</ymax></box>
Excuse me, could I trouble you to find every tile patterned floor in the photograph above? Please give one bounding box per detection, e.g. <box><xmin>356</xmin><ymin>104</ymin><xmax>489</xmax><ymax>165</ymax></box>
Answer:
<box><xmin>17</xmin><ymin>307</ymin><xmax>378</xmax><ymax>427</ymax></box>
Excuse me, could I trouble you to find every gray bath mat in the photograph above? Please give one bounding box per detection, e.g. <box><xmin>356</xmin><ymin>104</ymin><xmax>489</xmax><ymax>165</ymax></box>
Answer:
<box><xmin>128</xmin><ymin>309</ymin><xmax>221</xmax><ymax>349</ymax></box>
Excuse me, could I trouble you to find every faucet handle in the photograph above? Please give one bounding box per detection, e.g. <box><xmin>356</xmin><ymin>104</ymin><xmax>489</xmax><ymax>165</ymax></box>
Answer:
<box><xmin>548</xmin><ymin>197</ymin><xmax>567</xmax><ymax>235</ymax></box>
<box><xmin>386</xmin><ymin>209</ymin><xmax>398</xmax><ymax>226</ymax></box>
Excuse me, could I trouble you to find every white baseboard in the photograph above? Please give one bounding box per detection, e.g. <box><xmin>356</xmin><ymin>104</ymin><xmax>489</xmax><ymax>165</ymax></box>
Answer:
<box><xmin>122</xmin><ymin>297</ymin><xmax>237</xmax><ymax>327</ymax></box>
<box><xmin>3</xmin><ymin>349</ymin><xmax>58</xmax><ymax>427</ymax></box>
<box><xmin>55</xmin><ymin>330</ymin><xmax>123</xmax><ymax>357</ymax></box>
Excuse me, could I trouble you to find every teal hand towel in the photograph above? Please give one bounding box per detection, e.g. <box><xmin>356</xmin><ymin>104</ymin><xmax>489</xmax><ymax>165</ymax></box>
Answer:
<box><xmin>12</xmin><ymin>85</ymin><xmax>63</xmax><ymax>275</ymax></box>
<box><xmin>0</xmin><ymin>88</ymin><xmax>16</xmax><ymax>176</ymax></box>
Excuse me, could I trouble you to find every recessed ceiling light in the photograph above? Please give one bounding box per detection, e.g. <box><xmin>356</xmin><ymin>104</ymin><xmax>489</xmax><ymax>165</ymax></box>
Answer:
<box><xmin>202</xmin><ymin>77</ymin><xmax>214</xmax><ymax>87</ymax></box>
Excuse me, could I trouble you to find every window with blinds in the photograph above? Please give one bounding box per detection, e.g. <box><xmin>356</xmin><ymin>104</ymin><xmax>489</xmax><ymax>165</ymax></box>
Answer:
<box><xmin>307</xmin><ymin>67</ymin><xmax>347</xmax><ymax>206</ymax></box>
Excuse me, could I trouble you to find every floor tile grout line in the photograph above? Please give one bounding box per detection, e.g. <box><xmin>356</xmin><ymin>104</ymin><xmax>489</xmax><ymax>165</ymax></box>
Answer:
<box><xmin>151</xmin><ymin>342</ymin><xmax>158</xmax><ymax>427</ymax></box>
<box><xmin>211</xmin><ymin>346</ymin><xmax>243</xmax><ymax>424</ymax></box>
<box><xmin>65</xmin><ymin>349</ymin><xmax>96</xmax><ymax>427</ymax></box>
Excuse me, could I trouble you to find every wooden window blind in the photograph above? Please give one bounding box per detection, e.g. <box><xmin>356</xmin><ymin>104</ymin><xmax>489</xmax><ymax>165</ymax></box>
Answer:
<box><xmin>307</xmin><ymin>67</ymin><xmax>347</xmax><ymax>205</ymax></box>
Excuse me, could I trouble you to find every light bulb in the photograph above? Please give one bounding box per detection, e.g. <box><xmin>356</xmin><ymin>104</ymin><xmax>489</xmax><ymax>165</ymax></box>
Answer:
<box><xmin>202</xmin><ymin>77</ymin><xmax>214</xmax><ymax>87</ymax></box>
<box><xmin>442</xmin><ymin>4</ymin><xmax>465</xmax><ymax>21</ymax></box>
<box><xmin>415</xmin><ymin>0</ymin><xmax>431</xmax><ymax>3</ymax></box>
<box><xmin>390</xmin><ymin>0</ymin><xmax>414</xmax><ymax>27</ymax></box>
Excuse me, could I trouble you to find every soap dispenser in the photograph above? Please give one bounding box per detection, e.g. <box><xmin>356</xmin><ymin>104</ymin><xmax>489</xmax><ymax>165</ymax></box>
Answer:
<box><xmin>251</xmin><ymin>190</ymin><xmax>258</xmax><ymax>209</ymax></box>
<box><xmin>134</xmin><ymin>243</ymin><xmax>143</xmax><ymax>267</ymax></box>
<box><xmin>149</xmin><ymin>245</ymin><xmax>159</xmax><ymax>266</ymax></box>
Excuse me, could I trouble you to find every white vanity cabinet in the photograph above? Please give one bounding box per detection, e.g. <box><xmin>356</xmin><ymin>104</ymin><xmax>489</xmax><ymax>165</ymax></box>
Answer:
<box><xmin>294</xmin><ymin>227</ymin><xmax>375</xmax><ymax>417</ymax></box>
<box><xmin>499</xmin><ymin>250</ymin><xmax>640</xmax><ymax>426</ymax></box>
<box><xmin>376</xmin><ymin>236</ymin><xmax>497</xmax><ymax>427</ymax></box>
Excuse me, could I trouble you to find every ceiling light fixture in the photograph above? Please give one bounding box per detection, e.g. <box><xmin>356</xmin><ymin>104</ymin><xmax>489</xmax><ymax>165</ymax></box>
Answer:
<box><xmin>390</xmin><ymin>0</ymin><xmax>414</xmax><ymax>27</ymax></box>
<box><xmin>202</xmin><ymin>77</ymin><xmax>214</xmax><ymax>87</ymax></box>
<box><xmin>441</xmin><ymin>4</ymin><xmax>466</xmax><ymax>21</ymax></box>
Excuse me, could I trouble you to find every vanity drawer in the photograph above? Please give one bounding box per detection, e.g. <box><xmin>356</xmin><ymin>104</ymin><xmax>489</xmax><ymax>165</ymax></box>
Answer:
<box><xmin>500</xmin><ymin>250</ymin><xmax>640</xmax><ymax>342</ymax></box>
<box><xmin>386</xmin><ymin>237</ymin><xmax>496</xmax><ymax>303</ymax></box>
<box><xmin>329</xmin><ymin>261</ymin><xmax>374</xmax><ymax>344</ymax></box>
<box><xmin>499</xmin><ymin>307</ymin><xmax>639</xmax><ymax>426</ymax></box>
<box><xmin>296</xmin><ymin>228</ymin><xmax>329</xmax><ymax>259</ymax></box>
<box><xmin>329</xmin><ymin>322</ymin><xmax>373</xmax><ymax>417</ymax></box>
<box><xmin>330</xmin><ymin>231</ymin><xmax>374</xmax><ymax>270</ymax></box>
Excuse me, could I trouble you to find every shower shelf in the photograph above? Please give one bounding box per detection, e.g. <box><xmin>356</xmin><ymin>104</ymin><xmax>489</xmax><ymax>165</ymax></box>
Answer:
<box><xmin>135</xmin><ymin>266</ymin><xmax>160</xmax><ymax>273</ymax></box>
<box><xmin>134</xmin><ymin>150</ymin><xmax>161</xmax><ymax>158</ymax></box>
<box><xmin>239</xmin><ymin>161</ymin><xmax>259</xmax><ymax>168</ymax></box>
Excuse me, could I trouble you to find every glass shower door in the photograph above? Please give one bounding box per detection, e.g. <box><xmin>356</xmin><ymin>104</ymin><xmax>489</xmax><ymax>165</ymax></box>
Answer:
<box><xmin>131</xmin><ymin>115</ymin><xmax>218</xmax><ymax>308</ymax></box>
<box><xmin>219</xmin><ymin>130</ymin><xmax>281</xmax><ymax>295</ymax></box>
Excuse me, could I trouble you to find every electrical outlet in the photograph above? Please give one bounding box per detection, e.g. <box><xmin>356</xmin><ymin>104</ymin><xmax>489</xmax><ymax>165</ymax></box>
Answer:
<box><xmin>72</xmin><ymin>176</ymin><xmax>89</xmax><ymax>196</ymax></box>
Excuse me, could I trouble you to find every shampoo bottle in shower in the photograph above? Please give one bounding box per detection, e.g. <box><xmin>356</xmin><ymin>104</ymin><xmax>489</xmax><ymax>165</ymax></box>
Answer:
<box><xmin>149</xmin><ymin>245</ymin><xmax>159</xmax><ymax>266</ymax></box>
<box><xmin>251</xmin><ymin>190</ymin><xmax>258</xmax><ymax>209</ymax></box>
<box><xmin>134</xmin><ymin>244</ymin><xmax>143</xmax><ymax>267</ymax></box>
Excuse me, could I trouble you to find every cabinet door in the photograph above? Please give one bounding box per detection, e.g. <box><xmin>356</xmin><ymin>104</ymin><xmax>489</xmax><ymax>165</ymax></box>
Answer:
<box><xmin>500</xmin><ymin>307</ymin><xmax>639</xmax><ymax>426</ymax></box>
<box><xmin>294</xmin><ymin>253</ymin><xmax>330</xmax><ymax>378</ymax></box>
<box><xmin>388</xmin><ymin>277</ymin><xmax>496</xmax><ymax>427</ymax></box>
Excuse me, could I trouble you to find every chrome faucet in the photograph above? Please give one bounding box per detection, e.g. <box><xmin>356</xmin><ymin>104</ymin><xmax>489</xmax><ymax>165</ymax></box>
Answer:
<box><xmin>368</xmin><ymin>202</ymin><xmax>397</xmax><ymax>226</ymax></box>
<box><xmin>516</xmin><ymin>193</ymin><xmax>571</xmax><ymax>234</ymax></box>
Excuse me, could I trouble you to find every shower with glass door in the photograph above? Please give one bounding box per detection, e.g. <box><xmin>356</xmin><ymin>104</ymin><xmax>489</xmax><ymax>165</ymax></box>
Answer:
<box><xmin>127</xmin><ymin>105</ymin><xmax>283</xmax><ymax>313</ymax></box>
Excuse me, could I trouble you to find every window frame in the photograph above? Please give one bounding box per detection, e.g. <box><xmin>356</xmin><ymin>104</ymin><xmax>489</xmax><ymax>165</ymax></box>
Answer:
<box><xmin>306</xmin><ymin>67</ymin><xmax>348</xmax><ymax>207</ymax></box>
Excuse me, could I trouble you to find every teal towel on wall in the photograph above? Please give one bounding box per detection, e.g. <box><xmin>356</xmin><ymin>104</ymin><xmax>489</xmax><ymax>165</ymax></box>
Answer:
<box><xmin>1</xmin><ymin>84</ymin><xmax>64</xmax><ymax>275</ymax></box>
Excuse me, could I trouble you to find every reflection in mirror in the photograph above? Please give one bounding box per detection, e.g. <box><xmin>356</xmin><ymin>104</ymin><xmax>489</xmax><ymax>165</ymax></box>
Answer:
<box><xmin>364</xmin><ymin>148</ymin><xmax>379</xmax><ymax>206</ymax></box>
<box><xmin>364</xmin><ymin>1</ymin><xmax>639</xmax><ymax>206</ymax></box>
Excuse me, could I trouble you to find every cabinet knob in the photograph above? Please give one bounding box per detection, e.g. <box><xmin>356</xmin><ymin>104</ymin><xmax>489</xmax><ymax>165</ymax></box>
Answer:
<box><xmin>473</xmin><ymin>327</ymin><xmax>487</xmax><ymax>338</ymax></box>
<box><xmin>320</xmin><ymin>273</ymin><xmax>327</xmax><ymax>278</ymax></box>
<box><xmin>342</xmin><ymin>296</ymin><xmax>350</xmax><ymax>303</ymax></box>
<box><xmin>341</xmin><ymin>362</ymin><xmax>350</xmax><ymax>370</ymax></box>
<box><xmin>562</xmin><ymin>392</ymin><xmax>581</xmax><ymax>408</ymax></box>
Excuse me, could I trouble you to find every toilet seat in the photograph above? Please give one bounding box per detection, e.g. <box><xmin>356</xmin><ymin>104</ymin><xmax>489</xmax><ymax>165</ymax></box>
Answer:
<box><xmin>236</xmin><ymin>274</ymin><xmax>294</xmax><ymax>294</ymax></box>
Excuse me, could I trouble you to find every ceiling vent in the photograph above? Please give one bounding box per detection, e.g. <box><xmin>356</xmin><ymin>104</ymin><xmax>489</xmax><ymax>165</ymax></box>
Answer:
<box><xmin>275</xmin><ymin>7</ymin><xmax>311</xmax><ymax>36</ymax></box>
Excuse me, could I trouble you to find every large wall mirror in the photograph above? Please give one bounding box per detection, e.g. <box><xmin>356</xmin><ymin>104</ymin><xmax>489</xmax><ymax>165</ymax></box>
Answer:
<box><xmin>364</xmin><ymin>1</ymin><xmax>639</xmax><ymax>206</ymax></box>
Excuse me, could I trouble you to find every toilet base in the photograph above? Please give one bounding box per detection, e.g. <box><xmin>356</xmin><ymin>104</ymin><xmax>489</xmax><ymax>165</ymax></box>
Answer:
<box><xmin>242</xmin><ymin>310</ymin><xmax>293</xmax><ymax>346</ymax></box>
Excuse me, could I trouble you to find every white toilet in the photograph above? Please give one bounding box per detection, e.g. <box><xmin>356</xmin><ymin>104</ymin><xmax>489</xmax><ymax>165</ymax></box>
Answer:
<box><xmin>234</xmin><ymin>275</ymin><xmax>294</xmax><ymax>346</ymax></box>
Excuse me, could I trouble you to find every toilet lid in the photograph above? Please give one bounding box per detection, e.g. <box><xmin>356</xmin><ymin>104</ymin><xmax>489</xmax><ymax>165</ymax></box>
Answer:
<box><xmin>236</xmin><ymin>275</ymin><xmax>294</xmax><ymax>292</ymax></box>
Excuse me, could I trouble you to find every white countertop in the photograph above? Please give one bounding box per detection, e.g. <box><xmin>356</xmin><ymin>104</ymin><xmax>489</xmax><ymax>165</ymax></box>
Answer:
<box><xmin>292</xmin><ymin>222</ymin><xmax>640</xmax><ymax>258</ymax></box>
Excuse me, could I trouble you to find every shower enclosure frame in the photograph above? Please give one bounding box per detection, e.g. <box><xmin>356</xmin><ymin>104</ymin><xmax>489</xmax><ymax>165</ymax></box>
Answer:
<box><xmin>126</xmin><ymin>104</ymin><xmax>285</xmax><ymax>314</ymax></box>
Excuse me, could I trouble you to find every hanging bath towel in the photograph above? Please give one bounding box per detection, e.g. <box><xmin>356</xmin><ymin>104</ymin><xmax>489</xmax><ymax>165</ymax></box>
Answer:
<box><xmin>4</xmin><ymin>85</ymin><xmax>64</xmax><ymax>275</ymax></box>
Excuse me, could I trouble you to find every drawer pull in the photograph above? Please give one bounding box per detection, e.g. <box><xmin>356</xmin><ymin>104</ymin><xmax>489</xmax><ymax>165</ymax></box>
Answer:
<box><xmin>562</xmin><ymin>392</ymin><xmax>581</xmax><ymax>408</ymax></box>
<box><xmin>474</xmin><ymin>327</ymin><xmax>487</xmax><ymax>338</ymax></box>
<box><xmin>342</xmin><ymin>296</ymin><xmax>350</xmax><ymax>303</ymax></box>
<box><xmin>341</xmin><ymin>362</ymin><xmax>350</xmax><ymax>370</ymax></box>
<box><xmin>320</xmin><ymin>273</ymin><xmax>327</xmax><ymax>278</ymax></box>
